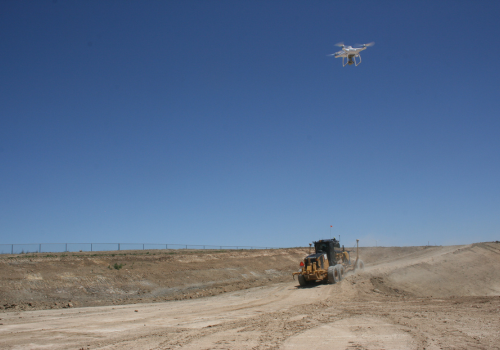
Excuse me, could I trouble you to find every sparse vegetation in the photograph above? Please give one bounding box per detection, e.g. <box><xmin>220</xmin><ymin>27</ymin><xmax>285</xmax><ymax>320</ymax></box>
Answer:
<box><xmin>0</xmin><ymin>247</ymin><xmax>275</xmax><ymax>260</ymax></box>
<box><xmin>113</xmin><ymin>263</ymin><xmax>125</xmax><ymax>270</ymax></box>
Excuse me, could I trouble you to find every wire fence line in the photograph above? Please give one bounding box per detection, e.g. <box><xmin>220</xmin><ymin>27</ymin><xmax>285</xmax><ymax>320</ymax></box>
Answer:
<box><xmin>0</xmin><ymin>243</ymin><xmax>279</xmax><ymax>255</ymax></box>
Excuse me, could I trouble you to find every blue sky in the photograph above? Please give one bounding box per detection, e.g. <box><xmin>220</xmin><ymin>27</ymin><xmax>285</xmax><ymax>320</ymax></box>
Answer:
<box><xmin>1</xmin><ymin>1</ymin><xmax>499</xmax><ymax>248</ymax></box>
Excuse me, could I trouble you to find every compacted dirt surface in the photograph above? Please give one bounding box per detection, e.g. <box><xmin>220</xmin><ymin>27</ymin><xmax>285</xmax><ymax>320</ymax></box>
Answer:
<box><xmin>1</xmin><ymin>242</ymin><xmax>500</xmax><ymax>349</ymax></box>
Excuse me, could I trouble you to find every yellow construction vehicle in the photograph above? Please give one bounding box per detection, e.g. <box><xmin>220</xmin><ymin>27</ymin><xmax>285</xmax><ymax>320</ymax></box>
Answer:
<box><xmin>293</xmin><ymin>238</ymin><xmax>364</xmax><ymax>286</ymax></box>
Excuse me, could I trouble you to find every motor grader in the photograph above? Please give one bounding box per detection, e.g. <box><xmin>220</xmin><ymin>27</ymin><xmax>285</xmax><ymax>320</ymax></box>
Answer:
<box><xmin>293</xmin><ymin>238</ymin><xmax>364</xmax><ymax>286</ymax></box>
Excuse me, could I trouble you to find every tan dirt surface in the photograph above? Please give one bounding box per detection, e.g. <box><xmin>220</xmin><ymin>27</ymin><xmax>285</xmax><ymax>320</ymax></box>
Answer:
<box><xmin>1</xmin><ymin>242</ymin><xmax>500</xmax><ymax>349</ymax></box>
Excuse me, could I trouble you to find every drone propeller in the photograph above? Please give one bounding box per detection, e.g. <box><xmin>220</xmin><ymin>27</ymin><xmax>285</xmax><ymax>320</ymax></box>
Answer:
<box><xmin>334</xmin><ymin>42</ymin><xmax>345</xmax><ymax>47</ymax></box>
<box><xmin>356</xmin><ymin>42</ymin><xmax>375</xmax><ymax>47</ymax></box>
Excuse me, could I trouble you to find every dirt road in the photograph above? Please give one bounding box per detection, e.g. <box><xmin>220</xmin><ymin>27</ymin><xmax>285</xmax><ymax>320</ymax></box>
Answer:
<box><xmin>1</xmin><ymin>242</ymin><xmax>500</xmax><ymax>349</ymax></box>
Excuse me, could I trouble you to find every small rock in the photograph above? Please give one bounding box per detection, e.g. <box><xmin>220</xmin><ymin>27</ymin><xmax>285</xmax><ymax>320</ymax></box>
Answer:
<box><xmin>68</xmin><ymin>302</ymin><xmax>74</xmax><ymax>308</ymax></box>
<box><xmin>135</xmin><ymin>310</ymin><xmax>138</xmax><ymax>312</ymax></box>
<box><xmin>373</xmin><ymin>288</ymin><xmax>380</xmax><ymax>293</ymax></box>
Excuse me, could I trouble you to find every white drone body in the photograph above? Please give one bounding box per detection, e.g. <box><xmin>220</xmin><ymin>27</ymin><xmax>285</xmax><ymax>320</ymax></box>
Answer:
<box><xmin>329</xmin><ymin>42</ymin><xmax>374</xmax><ymax>67</ymax></box>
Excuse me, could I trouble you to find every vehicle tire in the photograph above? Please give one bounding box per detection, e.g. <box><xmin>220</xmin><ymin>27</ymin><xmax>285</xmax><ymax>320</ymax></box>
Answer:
<box><xmin>298</xmin><ymin>273</ymin><xmax>307</xmax><ymax>287</ymax></box>
<box><xmin>336</xmin><ymin>264</ymin><xmax>345</xmax><ymax>281</ymax></box>
<box><xmin>327</xmin><ymin>266</ymin><xmax>339</xmax><ymax>284</ymax></box>
<box><xmin>355</xmin><ymin>259</ymin><xmax>365</xmax><ymax>271</ymax></box>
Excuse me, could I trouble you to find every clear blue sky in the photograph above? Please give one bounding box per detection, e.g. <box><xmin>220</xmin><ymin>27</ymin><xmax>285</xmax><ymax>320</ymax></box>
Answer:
<box><xmin>1</xmin><ymin>1</ymin><xmax>499</xmax><ymax>248</ymax></box>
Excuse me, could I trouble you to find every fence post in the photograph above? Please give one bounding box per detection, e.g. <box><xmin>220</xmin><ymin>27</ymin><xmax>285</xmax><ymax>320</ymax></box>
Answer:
<box><xmin>91</xmin><ymin>243</ymin><xmax>93</xmax><ymax>252</ymax></box>
<box><xmin>143</xmin><ymin>244</ymin><xmax>144</xmax><ymax>250</ymax></box>
<box><xmin>166</xmin><ymin>244</ymin><xmax>168</xmax><ymax>249</ymax></box>
<box><xmin>185</xmin><ymin>245</ymin><xmax>187</xmax><ymax>249</ymax></box>
<box><xmin>11</xmin><ymin>244</ymin><xmax>13</xmax><ymax>255</ymax></box>
<box><xmin>39</xmin><ymin>244</ymin><xmax>41</xmax><ymax>253</ymax></box>
<box><xmin>118</xmin><ymin>243</ymin><xmax>120</xmax><ymax>251</ymax></box>
<box><xmin>65</xmin><ymin>243</ymin><xmax>67</xmax><ymax>252</ymax></box>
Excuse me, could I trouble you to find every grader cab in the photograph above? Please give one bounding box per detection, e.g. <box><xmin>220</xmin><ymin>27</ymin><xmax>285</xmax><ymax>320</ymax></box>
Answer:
<box><xmin>293</xmin><ymin>238</ymin><xmax>364</xmax><ymax>287</ymax></box>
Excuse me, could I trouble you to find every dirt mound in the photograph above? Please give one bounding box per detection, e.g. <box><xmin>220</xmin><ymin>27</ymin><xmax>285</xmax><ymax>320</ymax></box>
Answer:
<box><xmin>361</xmin><ymin>242</ymin><xmax>500</xmax><ymax>298</ymax></box>
<box><xmin>0</xmin><ymin>248</ymin><xmax>309</xmax><ymax>311</ymax></box>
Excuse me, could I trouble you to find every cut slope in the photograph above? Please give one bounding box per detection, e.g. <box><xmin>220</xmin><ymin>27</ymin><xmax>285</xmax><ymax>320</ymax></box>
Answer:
<box><xmin>364</xmin><ymin>242</ymin><xmax>500</xmax><ymax>298</ymax></box>
<box><xmin>0</xmin><ymin>248</ymin><xmax>309</xmax><ymax>311</ymax></box>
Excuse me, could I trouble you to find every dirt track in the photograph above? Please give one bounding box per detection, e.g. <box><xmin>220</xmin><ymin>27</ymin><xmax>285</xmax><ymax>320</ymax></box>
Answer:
<box><xmin>1</xmin><ymin>242</ymin><xmax>500</xmax><ymax>349</ymax></box>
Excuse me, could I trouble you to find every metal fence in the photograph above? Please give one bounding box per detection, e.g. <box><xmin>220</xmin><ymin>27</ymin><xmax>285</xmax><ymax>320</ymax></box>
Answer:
<box><xmin>0</xmin><ymin>243</ymin><xmax>278</xmax><ymax>255</ymax></box>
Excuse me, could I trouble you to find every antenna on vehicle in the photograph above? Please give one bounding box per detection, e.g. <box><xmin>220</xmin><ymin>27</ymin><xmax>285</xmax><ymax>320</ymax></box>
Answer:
<box><xmin>355</xmin><ymin>239</ymin><xmax>360</xmax><ymax>268</ymax></box>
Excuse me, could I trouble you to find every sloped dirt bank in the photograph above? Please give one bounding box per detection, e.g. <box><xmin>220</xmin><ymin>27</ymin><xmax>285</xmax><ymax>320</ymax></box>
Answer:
<box><xmin>0</xmin><ymin>248</ymin><xmax>310</xmax><ymax>311</ymax></box>
<box><xmin>2</xmin><ymin>242</ymin><xmax>499</xmax><ymax>313</ymax></box>
<box><xmin>359</xmin><ymin>242</ymin><xmax>500</xmax><ymax>298</ymax></box>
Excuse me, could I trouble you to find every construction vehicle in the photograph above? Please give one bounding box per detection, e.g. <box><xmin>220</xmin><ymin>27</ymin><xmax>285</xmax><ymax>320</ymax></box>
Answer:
<box><xmin>293</xmin><ymin>238</ymin><xmax>364</xmax><ymax>286</ymax></box>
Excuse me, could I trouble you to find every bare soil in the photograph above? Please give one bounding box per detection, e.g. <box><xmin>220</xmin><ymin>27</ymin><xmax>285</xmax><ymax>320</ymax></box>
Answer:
<box><xmin>0</xmin><ymin>248</ymin><xmax>308</xmax><ymax>311</ymax></box>
<box><xmin>1</xmin><ymin>242</ymin><xmax>500</xmax><ymax>349</ymax></box>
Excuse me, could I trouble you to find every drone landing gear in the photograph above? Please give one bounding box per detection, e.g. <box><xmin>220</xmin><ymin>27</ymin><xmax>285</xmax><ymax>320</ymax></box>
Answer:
<box><xmin>342</xmin><ymin>54</ymin><xmax>362</xmax><ymax>67</ymax></box>
<box><xmin>355</xmin><ymin>54</ymin><xmax>361</xmax><ymax>66</ymax></box>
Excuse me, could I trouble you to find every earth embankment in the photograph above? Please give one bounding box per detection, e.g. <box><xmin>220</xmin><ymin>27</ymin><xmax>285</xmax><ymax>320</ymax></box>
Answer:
<box><xmin>358</xmin><ymin>242</ymin><xmax>500</xmax><ymax>298</ymax></box>
<box><xmin>0</xmin><ymin>248</ymin><xmax>310</xmax><ymax>311</ymax></box>
<box><xmin>2</xmin><ymin>242</ymin><xmax>499</xmax><ymax>312</ymax></box>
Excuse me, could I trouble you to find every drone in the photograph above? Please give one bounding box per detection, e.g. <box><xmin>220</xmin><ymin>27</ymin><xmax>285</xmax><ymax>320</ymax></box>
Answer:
<box><xmin>328</xmin><ymin>42</ymin><xmax>374</xmax><ymax>67</ymax></box>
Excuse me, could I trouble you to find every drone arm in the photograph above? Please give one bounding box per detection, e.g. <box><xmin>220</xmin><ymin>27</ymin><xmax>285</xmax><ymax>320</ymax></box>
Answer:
<box><xmin>342</xmin><ymin>57</ymin><xmax>347</xmax><ymax>67</ymax></box>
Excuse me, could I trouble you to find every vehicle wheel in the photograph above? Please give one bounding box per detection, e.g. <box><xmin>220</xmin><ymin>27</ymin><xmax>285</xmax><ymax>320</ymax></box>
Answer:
<box><xmin>298</xmin><ymin>274</ymin><xmax>307</xmax><ymax>287</ymax></box>
<box><xmin>355</xmin><ymin>259</ymin><xmax>365</xmax><ymax>271</ymax></box>
<box><xmin>336</xmin><ymin>264</ymin><xmax>344</xmax><ymax>281</ymax></box>
<box><xmin>327</xmin><ymin>266</ymin><xmax>339</xmax><ymax>284</ymax></box>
